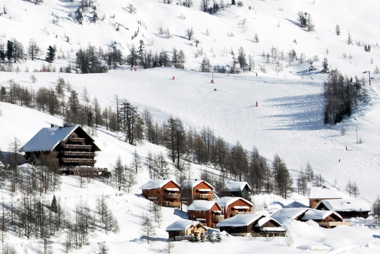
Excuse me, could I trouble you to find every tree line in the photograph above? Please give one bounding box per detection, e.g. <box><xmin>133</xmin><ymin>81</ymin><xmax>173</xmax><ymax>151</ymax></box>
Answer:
<box><xmin>323</xmin><ymin>69</ymin><xmax>368</xmax><ymax>125</ymax></box>
<box><xmin>0</xmin><ymin>139</ymin><xmax>118</xmax><ymax>252</ymax></box>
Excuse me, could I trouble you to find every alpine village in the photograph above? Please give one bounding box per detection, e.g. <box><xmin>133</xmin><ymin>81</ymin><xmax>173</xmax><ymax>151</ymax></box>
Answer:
<box><xmin>0</xmin><ymin>0</ymin><xmax>380</xmax><ymax>254</ymax></box>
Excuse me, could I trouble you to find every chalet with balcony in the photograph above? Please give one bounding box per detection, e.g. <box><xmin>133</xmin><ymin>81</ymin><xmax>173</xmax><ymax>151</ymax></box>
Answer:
<box><xmin>20</xmin><ymin>125</ymin><xmax>106</xmax><ymax>176</ymax></box>
<box><xmin>216</xmin><ymin>197</ymin><xmax>253</xmax><ymax>219</ymax></box>
<box><xmin>217</xmin><ymin>213</ymin><xmax>285</xmax><ymax>237</ymax></box>
<box><xmin>140</xmin><ymin>179</ymin><xmax>181</xmax><ymax>208</ymax></box>
<box><xmin>181</xmin><ymin>180</ymin><xmax>214</xmax><ymax>205</ymax></box>
<box><xmin>300</xmin><ymin>209</ymin><xmax>350</xmax><ymax>228</ymax></box>
<box><xmin>166</xmin><ymin>220</ymin><xmax>207</xmax><ymax>241</ymax></box>
<box><xmin>315</xmin><ymin>199</ymin><xmax>370</xmax><ymax>219</ymax></box>
<box><xmin>187</xmin><ymin>200</ymin><xmax>224</xmax><ymax>228</ymax></box>
<box><xmin>308</xmin><ymin>187</ymin><xmax>341</xmax><ymax>208</ymax></box>
<box><xmin>221</xmin><ymin>180</ymin><xmax>251</xmax><ymax>200</ymax></box>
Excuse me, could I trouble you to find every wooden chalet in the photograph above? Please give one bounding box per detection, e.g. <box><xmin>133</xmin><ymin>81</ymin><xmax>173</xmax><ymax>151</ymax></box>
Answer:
<box><xmin>216</xmin><ymin>197</ymin><xmax>253</xmax><ymax>219</ymax></box>
<box><xmin>166</xmin><ymin>220</ymin><xmax>207</xmax><ymax>241</ymax></box>
<box><xmin>181</xmin><ymin>180</ymin><xmax>214</xmax><ymax>205</ymax></box>
<box><xmin>187</xmin><ymin>200</ymin><xmax>224</xmax><ymax>228</ymax></box>
<box><xmin>308</xmin><ymin>187</ymin><xmax>341</xmax><ymax>208</ymax></box>
<box><xmin>217</xmin><ymin>213</ymin><xmax>285</xmax><ymax>237</ymax></box>
<box><xmin>20</xmin><ymin>125</ymin><xmax>107</xmax><ymax>177</ymax></box>
<box><xmin>300</xmin><ymin>209</ymin><xmax>350</xmax><ymax>228</ymax></box>
<box><xmin>140</xmin><ymin>179</ymin><xmax>181</xmax><ymax>207</ymax></box>
<box><xmin>315</xmin><ymin>199</ymin><xmax>370</xmax><ymax>219</ymax></box>
<box><xmin>222</xmin><ymin>180</ymin><xmax>251</xmax><ymax>200</ymax></box>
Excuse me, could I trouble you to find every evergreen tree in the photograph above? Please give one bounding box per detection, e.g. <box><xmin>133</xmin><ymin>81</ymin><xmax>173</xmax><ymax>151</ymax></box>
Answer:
<box><xmin>272</xmin><ymin>154</ymin><xmax>293</xmax><ymax>199</ymax></box>
<box><xmin>46</xmin><ymin>46</ymin><xmax>56</xmax><ymax>63</ymax></box>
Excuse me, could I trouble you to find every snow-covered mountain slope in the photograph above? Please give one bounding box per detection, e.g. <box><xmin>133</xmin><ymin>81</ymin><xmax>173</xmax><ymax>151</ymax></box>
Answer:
<box><xmin>1</xmin><ymin>0</ymin><xmax>380</xmax><ymax>76</ymax></box>
<box><xmin>1</xmin><ymin>0</ymin><xmax>380</xmax><ymax>253</ymax></box>
<box><xmin>1</xmin><ymin>70</ymin><xmax>380</xmax><ymax>253</ymax></box>
<box><xmin>1</xmin><ymin>67</ymin><xmax>380</xmax><ymax>201</ymax></box>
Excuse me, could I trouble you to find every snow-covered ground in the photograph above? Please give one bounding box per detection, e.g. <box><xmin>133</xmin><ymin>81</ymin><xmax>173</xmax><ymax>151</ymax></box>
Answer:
<box><xmin>1</xmin><ymin>68</ymin><xmax>380</xmax><ymax>253</ymax></box>
<box><xmin>1</xmin><ymin>0</ymin><xmax>380</xmax><ymax>253</ymax></box>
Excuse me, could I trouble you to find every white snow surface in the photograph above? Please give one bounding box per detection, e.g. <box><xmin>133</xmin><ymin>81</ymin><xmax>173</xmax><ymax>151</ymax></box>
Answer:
<box><xmin>166</xmin><ymin>220</ymin><xmax>203</xmax><ymax>232</ymax></box>
<box><xmin>21</xmin><ymin>125</ymin><xmax>79</xmax><ymax>152</ymax></box>
<box><xmin>1</xmin><ymin>0</ymin><xmax>380</xmax><ymax>253</ymax></box>
<box><xmin>225</xmin><ymin>180</ymin><xmax>251</xmax><ymax>192</ymax></box>
<box><xmin>308</xmin><ymin>187</ymin><xmax>342</xmax><ymax>199</ymax></box>
<box><xmin>187</xmin><ymin>200</ymin><xmax>219</xmax><ymax>211</ymax></box>
<box><xmin>301</xmin><ymin>209</ymin><xmax>342</xmax><ymax>221</ymax></box>
<box><xmin>318</xmin><ymin>199</ymin><xmax>371</xmax><ymax>212</ymax></box>
<box><xmin>216</xmin><ymin>213</ymin><xmax>264</xmax><ymax>227</ymax></box>
<box><xmin>217</xmin><ymin>196</ymin><xmax>254</xmax><ymax>208</ymax></box>
<box><xmin>140</xmin><ymin>179</ymin><xmax>179</xmax><ymax>190</ymax></box>
<box><xmin>271</xmin><ymin>208</ymin><xmax>310</xmax><ymax>225</ymax></box>
<box><xmin>181</xmin><ymin>180</ymin><xmax>213</xmax><ymax>190</ymax></box>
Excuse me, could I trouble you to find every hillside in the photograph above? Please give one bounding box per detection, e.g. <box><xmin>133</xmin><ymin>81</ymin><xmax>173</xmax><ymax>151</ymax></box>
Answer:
<box><xmin>0</xmin><ymin>0</ymin><xmax>380</xmax><ymax>253</ymax></box>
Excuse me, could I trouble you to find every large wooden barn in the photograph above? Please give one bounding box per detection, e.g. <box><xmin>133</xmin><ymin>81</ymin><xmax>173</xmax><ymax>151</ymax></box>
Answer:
<box><xmin>21</xmin><ymin>125</ymin><xmax>105</xmax><ymax>176</ymax></box>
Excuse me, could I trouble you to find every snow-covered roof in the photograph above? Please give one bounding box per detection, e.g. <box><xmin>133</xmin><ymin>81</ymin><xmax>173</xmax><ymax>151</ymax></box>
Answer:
<box><xmin>181</xmin><ymin>180</ymin><xmax>213</xmax><ymax>190</ymax></box>
<box><xmin>166</xmin><ymin>220</ymin><xmax>204</xmax><ymax>231</ymax></box>
<box><xmin>317</xmin><ymin>199</ymin><xmax>371</xmax><ymax>212</ymax></box>
<box><xmin>188</xmin><ymin>200</ymin><xmax>220</xmax><ymax>211</ymax></box>
<box><xmin>308</xmin><ymin>187</ymin><xmax>341</xmax><ymax>199</ymax></box>
<box><xmin>217</xmin><ymin>213</ymin><xmax>264</xmax><ymax>228</ymax></box>
<box><xmin>301</xmin><ymin>209</ymin><xmax>342</xmax><ymax>221</ymax></box>
<box><xmin>255</xmin><ymin>216</ymin><xmax>282</xmax><ymax>227</ymax></box>
<box><xmin>20</xmin><ymin>125</ymin><xmax>99</xmax><ymax>152</ymax></box>
<box><xmin>284</xmin><ymin>201</ymin><xmax>309</xmax><ymax>208</ymax></box>
<box><xmin>225</xmin><ymin>180</ymin><xmax>251</xmax><ymax>192</ymax></box>
<box><xmin>271</xmin><ymin>208</ymin><xmax>309</xmax><ymax>225</ymax></box>
<box><xmin>217</xmin><ymin>197</ymin><xmax>253</xmax><ymax>209</ymax></box>
<box><xmin>140</xmin><ymin>179</ymin><xmax>179</xmax><ymax>190</ymax></box>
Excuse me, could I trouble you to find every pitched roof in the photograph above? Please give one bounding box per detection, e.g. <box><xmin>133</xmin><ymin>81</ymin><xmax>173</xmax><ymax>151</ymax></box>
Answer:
<box><xmin>271</xmin><ymin>208</ymin><xmax>309</xmax><ymax>225</ymax></box>
<box><xmin>166</xmin><ymin>220</ymin><xmax>205</xmax><ymax>231</ymax></box>
<box><xmin>188</xmin><ymin>200</ymin><xmax>221</xmax><ymax>211</ymax></box>
<box><xmin>217</xmin><ymin>196</ymin><xmax>253</xmax><ymax>208</ymax></box>
<box><xmin>181</xmin><ymin>179</ymin><xmax>214</xmax><ymax>190</ymax></box>
<box><xmin>316</xmin><ymin>199</ymin><xmax>371</xmax><ymax>212</ymax></box>
<box><xmin>301</xmin><ymin>209</ymin><xmax>342</xmax><ymax>221</ymax></box>
<box><xmin>225</xmin><ymin>180</ymin><xmax>251</xmax><ymax>192</ymax></box>
<box><xmin>284</xmin><ymin>201</ymin><xmax>309</xmax><ymax>208</ymax></box>
<box><xmin>308</xmin><ymin>187</ymin><xmax>341</xmax><ymax>199</ymax></box>
<box><xmin>216</xmin><ymin>213</ymin><xmax>264</xmax><ymax>228</ymax></box>
<box><xmin>255</xmin><ymin>216</ymin><xmax>282</xmax><ymax>227</ymax></box>
<box><xmin>20</xmin><ymin>125</ymin><xmax>100</xmax><ymax>152</ymax></box>
<box><xmin>140</xmin><ymin>179</ymin><xmax>179</xmax><ymax>190</ymax></box>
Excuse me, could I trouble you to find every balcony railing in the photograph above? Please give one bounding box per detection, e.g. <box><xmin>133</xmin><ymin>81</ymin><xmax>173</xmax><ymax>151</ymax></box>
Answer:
<box><xmin>164</xmin><ymin>193</ymin><xmax>181</xmax><ymax>200</ymax></box>
<box><xmin>163</xmin><ymin>201</ymin><xmax>180</xmax><ymax>207</ymax></box>
<box><xmin>212</xmin><ymin>215</ymin><xmax>224</xmax><ymax>222</ymax></box>
<box><xmin>319</xmin><ymin>221</ymin><xmax>351</xmax><ymax>228</ymax></box>
<box><xmin>194</xmin><ymin>194</ymin><xmax>213</xmax><ymax>200</ymax></box>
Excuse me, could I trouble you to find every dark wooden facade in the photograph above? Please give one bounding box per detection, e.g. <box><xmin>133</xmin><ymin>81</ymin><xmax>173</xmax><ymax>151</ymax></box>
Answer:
<box><xmin>23</xmin><ymin>125</ymin><xmax>100</xmax><ymax>169</ymax></box>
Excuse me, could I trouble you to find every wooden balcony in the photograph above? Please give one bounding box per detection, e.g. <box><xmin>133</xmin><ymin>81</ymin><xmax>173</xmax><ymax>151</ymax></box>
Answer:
<box><xmin>62</xmin><ymin>151</ymin><xmax>94</xmax><ymax>157</ymax></box>
<box><xmin>319</xmin><ymin>221</ymin><xmax>351</xmax><ymax>228</ymax></box>
<box><xmin>63</xmin><ymin>144</ymin><xmax>92</xmax><ymax>150</ymax></box>
<box><xmin>194</xmin><ymin>194</ymin><xmax>213</xmax><ymax>200</ymax></box>
<box><xmin>212</xmin><ymin>215</ymin><xmax>224</xmax><ymax>222</ymax></box>
<box><xmin>163</xmin><ymin>201</ymin><xmax>180</xmax><ymax>208</ymax></box>
<box><xmin>164</xmin><ymin>193</ymin><xmax>181</xmax><ymax>200</ymax></box>
<box><xmin>61</xmin><ymin>158</ymin><xmax>96</xmax><ymax>165</ymax></box>
<box><xmin>231</xmin><ymin>211</ymin><xmax>251</xmax><ymax>216</ymax></box>
<box><xmin>69</xmin><ymin>137</ymin><xmax>85</xmax><ymax>143</ymax></box>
